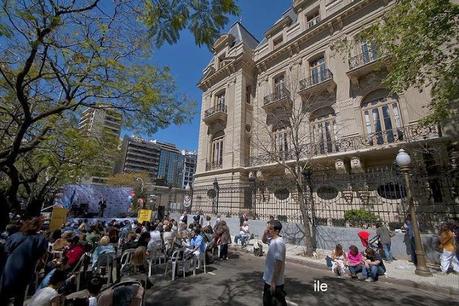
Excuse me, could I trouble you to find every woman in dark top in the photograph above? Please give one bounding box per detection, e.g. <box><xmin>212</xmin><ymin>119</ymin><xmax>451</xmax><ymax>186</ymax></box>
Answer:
<box><xmin>0</xmin><ymin>217</ymin><xmax>48</xmax><ymax>306</ymax></box>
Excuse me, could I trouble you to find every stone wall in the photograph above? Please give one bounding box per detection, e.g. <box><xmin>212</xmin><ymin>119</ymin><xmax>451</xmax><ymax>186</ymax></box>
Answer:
<box><xmin>171</xmin><ymin>213</ymin><xmax>441</xmax><ymax>264</ymax></box>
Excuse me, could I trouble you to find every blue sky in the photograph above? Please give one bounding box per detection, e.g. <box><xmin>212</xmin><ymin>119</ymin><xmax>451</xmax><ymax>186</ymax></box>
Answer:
<box><xmin>131</xmin><ymin>1</ymin><xmax>292</xmax><ymax>151</ymax></box>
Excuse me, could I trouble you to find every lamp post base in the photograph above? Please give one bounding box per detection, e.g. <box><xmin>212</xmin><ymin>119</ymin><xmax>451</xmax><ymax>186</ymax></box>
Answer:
<box><xmin>414</xmin><ymin>267</ymin><xmax>433</xmax><ymax>277</ymax></box>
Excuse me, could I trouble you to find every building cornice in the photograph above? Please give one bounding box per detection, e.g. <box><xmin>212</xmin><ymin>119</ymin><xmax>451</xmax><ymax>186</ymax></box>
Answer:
<box><xmin>194</xmin><ymin>166</ymin><xmax>248</xmax><ymax>178</ymax></box>
<box><xmin>198</xmin><ymin>50</ymin><xmax>256</xmax><ymax>91</ymax></box>
<box><xmin>255</xmin><ymin>0</ymin><xmax>378</xmax><ymax>72</ymax></box>
<box><xmin>265</xmin><ymin>15</ymin><xmax>293</xmax><ymax>38</ymax></box>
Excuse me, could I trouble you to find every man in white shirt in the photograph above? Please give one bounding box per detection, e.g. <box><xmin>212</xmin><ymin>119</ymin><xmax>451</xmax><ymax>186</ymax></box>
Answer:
<box><xmin>28</xmin><ymin>269</ymin><xmax>66</xmax><ymax>306</ymax></box>
<box><xmin>262</xmin><ymin>220</ymin><xmax>287</xmax><ymax>306</ymax></box>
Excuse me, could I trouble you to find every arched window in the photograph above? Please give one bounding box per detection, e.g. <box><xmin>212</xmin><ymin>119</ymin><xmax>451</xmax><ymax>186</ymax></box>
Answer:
<box><xmin>361</xmin><ymin>89</ymin><xmax>403</xmax><ymax>145</ymax></box>
<box><xmin>311</xmin><ymin>107</ymin><xmax>337</xmax><ymax>154</ymax></box>
<box><xmin>211</xmin><ymin>131</ymin><xmax>224</xmax><ymax>169</ymax></box>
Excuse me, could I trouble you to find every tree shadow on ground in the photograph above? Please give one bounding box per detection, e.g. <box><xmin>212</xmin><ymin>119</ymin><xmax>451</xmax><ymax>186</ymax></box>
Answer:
<box><xmin>144</xmin><ymin>260</ymin><xmax>452</xmax><ymax>306</ymax></box>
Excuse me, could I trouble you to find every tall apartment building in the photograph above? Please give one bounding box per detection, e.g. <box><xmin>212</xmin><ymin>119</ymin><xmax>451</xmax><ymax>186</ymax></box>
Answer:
<box><xmin>78</xmin><ymin>107</ymin><xmax>122</xmax><ymax>182</ymax></box>
<box><xmin>116</xmin><ymin>136</ymin><xmax>161</xmax><ymax>177</ymax></box>
<box><xmin>182</xmin><ymin>151</ymin><xmax>197</xmax><ymax>188</ymax></box>
<box><xmin>116</xmin><ymin>137</ymin><xmax>191</xmax><ymax>188</ymax></box>
<box><xmin>157</xmin><ymin>142</ymin><xmax>184</xmax><ymax>188</ymax></box>
<box><xmin>193</xmin><ymin>0</ymin><xmax>455</xmax><ymax>225</ymax></box>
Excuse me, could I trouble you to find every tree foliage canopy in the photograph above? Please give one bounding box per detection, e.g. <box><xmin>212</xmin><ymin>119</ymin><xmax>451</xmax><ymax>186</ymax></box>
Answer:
<box><xmin>0</xmin><ymin>0</ymin><xmax>239</xmax><ymax>220</ymax></box>
<box><xmin>358</xmin><ymin>0</ymin><xmax>459</xmax><ymax>124</ymax></box>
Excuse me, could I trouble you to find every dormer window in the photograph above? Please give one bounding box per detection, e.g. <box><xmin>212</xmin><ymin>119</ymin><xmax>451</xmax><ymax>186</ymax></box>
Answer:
<box><xmin>273</xmin><ymin>35</ymin><xmax>283</xmax><ymax>49</ymax></box>
<box><xmin>217</xmin><ymin>54</ymin><xmax>226</xmax><ymax>69</ymax></box>
<box><xmin>306</xmin><ymin>10</ymin><xmax>320</xmax><ymax>29</ymax></box>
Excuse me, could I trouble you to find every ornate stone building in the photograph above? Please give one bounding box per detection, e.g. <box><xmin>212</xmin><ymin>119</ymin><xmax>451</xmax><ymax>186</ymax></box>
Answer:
<box><xmin>193</xmin><ymin>0</ymin><xmax>455</xmax><ymax>227</ymax></box>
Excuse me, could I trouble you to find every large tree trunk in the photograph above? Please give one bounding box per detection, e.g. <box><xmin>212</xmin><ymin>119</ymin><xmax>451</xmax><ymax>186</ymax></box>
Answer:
<box><xmin>297</xmin><ymin>187</ymin><xmax>315</xmax><ymax>256</ymax></box>
<box><xmin>0</xmin><ymin>191</ymin><xmax>10</xmax><ymax>232</ymax></box>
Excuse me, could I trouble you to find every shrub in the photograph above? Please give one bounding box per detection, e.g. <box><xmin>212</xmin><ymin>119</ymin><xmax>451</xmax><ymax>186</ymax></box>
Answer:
<box><xmin>344</xmin><ymin>209</ymin><xmax>379</xmax><ymax>227</ymax></box>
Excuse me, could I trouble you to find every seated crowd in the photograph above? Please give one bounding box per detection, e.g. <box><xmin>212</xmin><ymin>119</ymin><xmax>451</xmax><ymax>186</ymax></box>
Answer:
<box><xmin>331</xmin><ymin>244</ymin><xmax>386</xmax><ymax>282</ymax></box>
<box><xmin>0</xmin><ymin>211</ymin><xmax>233</xmax><ymax>306</ymax></box>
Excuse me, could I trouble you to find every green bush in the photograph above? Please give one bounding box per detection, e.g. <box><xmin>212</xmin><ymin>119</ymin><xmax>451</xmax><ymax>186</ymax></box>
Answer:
<box><xmin>344</xmin><ymin>209</ymin><xmax>379</xmax><ymax>227</ymax></box>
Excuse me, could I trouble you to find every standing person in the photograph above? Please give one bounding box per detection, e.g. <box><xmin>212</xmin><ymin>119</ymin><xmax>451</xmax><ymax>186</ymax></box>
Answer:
<box><xmin>404</xmin><ymin>216</ymin><xmax>417</xmax><ymax>265</ymax></box>
<box><xmin>213</xmin><ymin>214</ymin><xmax>221</xmax><ymax>231</ymax></box>
<box><xmin>0</xmin><ymin>217</ymin><xmax>48</xmax><ymax>306</ymax></box>
<box><xmin>99</xmin><ymin>198</ymin><xmax>107</xmax><ymax>218</ymax></box>
<box><xmin>439</xmin><ymin>224</ymin><xmax>459</xmax><ymax>273</ymax></box>
<box><xmin>215</xmin><ymin>220</ymin><xmax>231</xmax><ymax>260</ymax></box>
<box><xmin>376</xmin><ymin>222</ymin><xmax>395</xmax><ymax>262</ymax></box>
<box><xmin>262</xmin><ymin>220</ymin><xmax>287</xmax><ymax>306</ymax></box>
<box><xmin>180</xmin><ymin>211</ymin><xmax>188</xmax><ymax>225</ymax></box>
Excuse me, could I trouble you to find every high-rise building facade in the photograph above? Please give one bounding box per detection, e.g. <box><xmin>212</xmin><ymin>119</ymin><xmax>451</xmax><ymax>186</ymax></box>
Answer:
<box><xmin>78</xmin><ymin>107</ymin><xmax>122</xmax><ymax>182</ymax></box>
<box><xmin>79</xmin><ymin>107</ymin><xmax>122</xmax><ymax>140</ymax></box>
<box><xmin>192</xmin><ymin>0</ymin><xmax>454</xmax><ymax>225</ymax></box>
<box><xmin>116</xmin><ymin>137</ymin><xmax>192</xmax><ymax>189</ymax></box>
<box><xmin>116</xmin><ymin>136</ymin><xmax>161</xmax><ymax>177</ymax></box>
<box><xmin>182</xmin><ymin>151</ymin><xmax>197</xmax><ymax>188</ymax></box>
<box><xmin>157</xmin><ymin>142</ymin><xmax>184</xmax><ymax>188</ymax></box>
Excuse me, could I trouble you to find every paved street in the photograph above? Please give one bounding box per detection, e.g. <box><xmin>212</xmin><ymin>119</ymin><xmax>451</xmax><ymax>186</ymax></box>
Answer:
<box><xmin>144</xmin><ymin>251</ymin><xmax>452</xmax><ymax>306</ymax></box>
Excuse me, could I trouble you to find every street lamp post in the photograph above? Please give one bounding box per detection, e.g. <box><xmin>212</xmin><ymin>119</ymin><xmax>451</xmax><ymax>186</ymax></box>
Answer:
<box><xmin>213</xmin><ymin>178</ymin><xmax>220</xmax><ymax>214</ymax></box>
<box><xmin>396</xmin><ymin>149</ymin><xmax>432</xmax><ymax>277</ymax></box>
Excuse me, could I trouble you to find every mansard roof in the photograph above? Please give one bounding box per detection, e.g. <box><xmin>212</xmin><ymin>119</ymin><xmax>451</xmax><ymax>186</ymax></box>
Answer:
<box><xmin>227</xmin><ymin>21</ymin><xmax>259</xmax><ymax>49</ymax></box>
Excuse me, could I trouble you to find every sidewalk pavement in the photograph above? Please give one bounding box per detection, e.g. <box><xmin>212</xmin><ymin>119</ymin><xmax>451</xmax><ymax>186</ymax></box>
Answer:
<box><xmin>231</xmin><ymin>238</ymin><xmax>459</xmax><ymax>296</ymax></box>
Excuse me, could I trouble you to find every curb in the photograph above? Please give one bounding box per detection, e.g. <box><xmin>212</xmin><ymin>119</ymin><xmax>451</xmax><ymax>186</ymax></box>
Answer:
<box><xmin>231</xmin><ymin>245</ymin><xmax>459</xmax><ymax>296</ymax></box>
<box><xmin>285</xmin><ymin>255</ymin><xmax>459</xmax><ymax>297</ymax></box>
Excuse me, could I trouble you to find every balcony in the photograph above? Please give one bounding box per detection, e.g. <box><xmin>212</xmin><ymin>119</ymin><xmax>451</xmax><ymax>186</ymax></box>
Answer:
<box><xmin>262</xmin><ymin>85</ymin><xmax>292</xmax><ymax>111</ymax></box>
<box><xmin>298</xmin><ymin>69</ymin><xmax>336</xmax><ymax>95</ymax></box>
<box><xmin>249</xmin><ymin>123</ymin><xmax>441</xmax><ymax>166</ymax></box>
<box><xmin>206</xmin><ymin>161</ymin><xmax>223</xmax><ymax>171</ymax></box>
<box><xmin>306</xmin><ymin>16</ymin><xmax>321</xmax><ymax>30</ymax></box>
<box><xmin>203</xmin><ymin>103</ymin><xmax>227</xmax><ymax>125</ymax></box>
<box><xmin>347</xmin><ymin>48</ymin><xmax>384</xmax><ymax>85</ymax></box>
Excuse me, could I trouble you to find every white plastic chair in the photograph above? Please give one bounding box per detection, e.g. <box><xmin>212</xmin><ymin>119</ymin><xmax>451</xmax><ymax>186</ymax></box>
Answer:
<box><xmin>120</xmin><ymin>248</ymin><xmax>136</xmax><ymax>275</ymax></box>
<box><xmin>164</xmin><ymin>248</ymin><xmax>194</xmax><ymax>281</ymax></box>
<box><xmin>192</xmin><ymin>242</ymin><xmax>207</xmax><ymax>275</ymax></box>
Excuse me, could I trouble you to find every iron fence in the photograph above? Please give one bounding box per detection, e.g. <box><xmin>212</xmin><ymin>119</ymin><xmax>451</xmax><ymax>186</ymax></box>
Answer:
<box><xmin>190</xmin><ymin>165</ymin><xmax>458</xmax><ymax>231</ymax></box>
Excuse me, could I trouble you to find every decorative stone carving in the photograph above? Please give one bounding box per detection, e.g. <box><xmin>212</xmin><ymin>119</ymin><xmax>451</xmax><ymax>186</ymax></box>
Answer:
<box><xmin>357</xmin><ymin>184</ymin><xmax>371</xmax><ymax>205</ymax></box>
<box><xmin>350</xmin><ymin>156</ymin><xmax>364</xmax><ymax>173</ymax></box>
<box><xmin>256</xmin><ymin>170</ymin><xmax>264</xmax><ymax>181</ymax></box>
<box><xmin>335</xmin><ymin>159</ymin><xmax>347</xmax><ymax>174</ymax></box>
<box><xmin>341</xmin><ymin>184</ymin><xmax>353</xmax><ymax>204</ymax></box>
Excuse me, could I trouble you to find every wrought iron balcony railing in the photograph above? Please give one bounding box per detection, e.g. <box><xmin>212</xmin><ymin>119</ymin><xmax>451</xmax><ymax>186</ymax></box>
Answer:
<box><xmin>249</xmin><ymin>123</ymin><xmax>441</xmax><ymax>166</ymax></box>
<box><xmin>204</xmin><ymin>103</ymin><xmax>227</xmax><ymax>118</ymax></box>
<box><xmin>299</xmin><ymin>68</ymin><xmax>333</xmax><ymax>91</ymax></box>
<box><xmin>206</xmin><ymin>161</ymin><xmax>223</xmax><ymax>171</ymax></box>
<box><xmin>349</xmin><ymin>48</ymin><xmax>380</xmax><ymax>70</ymax></box>
<box><xmin>263</xmin><ymin>85</ymin><xmax>291</xmax><ymax>106</ymax></box>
